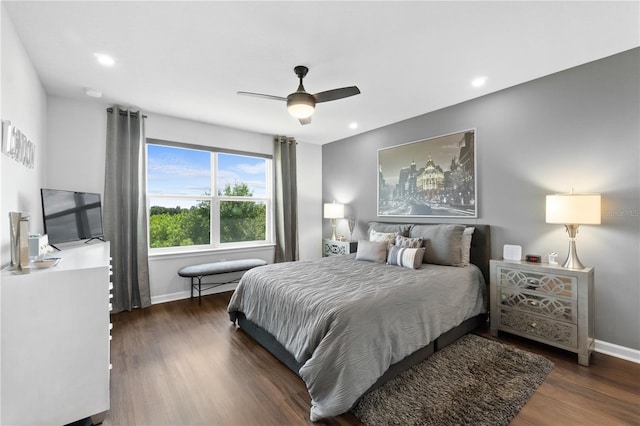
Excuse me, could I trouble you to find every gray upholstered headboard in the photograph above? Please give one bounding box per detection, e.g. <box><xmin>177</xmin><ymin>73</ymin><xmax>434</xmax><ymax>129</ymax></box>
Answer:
<box><xmin>367</xmin><ymin>222</ymin><xmax>491</xmax><ymax>284</ymax></box>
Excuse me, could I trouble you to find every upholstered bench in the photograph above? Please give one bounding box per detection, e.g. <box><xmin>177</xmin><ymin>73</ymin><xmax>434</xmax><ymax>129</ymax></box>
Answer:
<box><xmin>178</xmin><ymin>259</ymin><xmax>267</xmax><ymax>304</ymax></box>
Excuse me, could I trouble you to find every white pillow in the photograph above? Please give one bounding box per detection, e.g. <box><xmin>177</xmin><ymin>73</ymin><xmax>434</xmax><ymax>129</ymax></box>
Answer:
<box><xmin>369</xmin><ymin>230</ymin><xmax>397</xmax><ymax>249</ymax></box>
<box><xmin>461</xmin><ymin>227</ymin><xmax>475</xmax><ymax>266</ymax></box>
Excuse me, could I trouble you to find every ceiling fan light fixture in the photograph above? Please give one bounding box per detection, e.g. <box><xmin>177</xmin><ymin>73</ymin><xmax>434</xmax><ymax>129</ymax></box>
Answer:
<box><xmin>287</xmin><ymin>92</ymin><xmax>316</xmax><ymax>119</ymax></box>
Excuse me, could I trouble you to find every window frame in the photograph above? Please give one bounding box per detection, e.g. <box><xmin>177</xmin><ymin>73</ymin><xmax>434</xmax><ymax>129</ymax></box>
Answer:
<box><xmin>146</xmin><ymin>138</ymin><xmax>274</xmax><ymax>254</ymax></box>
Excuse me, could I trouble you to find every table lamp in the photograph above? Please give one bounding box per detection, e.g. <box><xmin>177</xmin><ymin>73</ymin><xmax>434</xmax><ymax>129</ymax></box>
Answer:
<box><xmin>546</xmin><ymin>192</ymin><xmax>601</xmax><ymax>269</ymax></box>
<box><xmin>324</xmin><ymin>202</ymin><xmax>344</xmax><ymax>241</ymax></box>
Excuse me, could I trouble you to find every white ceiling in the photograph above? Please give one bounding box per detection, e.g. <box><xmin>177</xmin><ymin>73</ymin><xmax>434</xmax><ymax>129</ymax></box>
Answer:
<box><xmin>4</xmin><ymin>1</ymin><xmax>639</xmax><ymax>145</ymax></box>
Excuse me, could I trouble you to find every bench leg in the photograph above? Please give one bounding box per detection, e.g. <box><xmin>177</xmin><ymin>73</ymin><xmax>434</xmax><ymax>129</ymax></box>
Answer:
<box><xmin>189</xmin><ymin>276</ymin><xmax>204</xmax><ymax>304</ymax></box>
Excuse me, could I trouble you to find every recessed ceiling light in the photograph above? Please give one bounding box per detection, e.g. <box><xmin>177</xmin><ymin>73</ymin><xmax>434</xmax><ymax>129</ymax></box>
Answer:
<box><xmin>94</xmin><ymin>53</ymin><xmax>115</xmax><ymax>67</ymax></box>
<box><xmin>85</xmin><ymin>88</ymin><xmax>102</xmax><ymax>98</ymax></box>
<box><xmin>471</xmin><ymin>76</ymin><xmax>488</xmax><ymax>87</ymax></box>
<box><xmin>349</xmin><ymin>122</ymin><xmax>358</xmax><ymax>129</ymax></box>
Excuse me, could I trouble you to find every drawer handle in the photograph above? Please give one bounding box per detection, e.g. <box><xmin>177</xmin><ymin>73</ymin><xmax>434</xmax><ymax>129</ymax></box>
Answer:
<box><xmin>529</xmin><ymin>322</ymin><xmax>538</xmax><ymax>329</ymax></box>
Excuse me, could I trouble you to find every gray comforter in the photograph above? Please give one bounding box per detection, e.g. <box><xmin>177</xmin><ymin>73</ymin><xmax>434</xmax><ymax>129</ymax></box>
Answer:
<box><xmin>227</xmin><ymin>254</ymin><xmax>486</xmax><ymax>421</ymax></box>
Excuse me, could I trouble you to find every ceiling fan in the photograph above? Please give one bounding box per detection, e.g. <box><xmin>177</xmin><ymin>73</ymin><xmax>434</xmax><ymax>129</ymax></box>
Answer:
<box><xmin>237</xmin><ymin>65</ymin><xmax>360</xmax><ymax>125</ymax></box>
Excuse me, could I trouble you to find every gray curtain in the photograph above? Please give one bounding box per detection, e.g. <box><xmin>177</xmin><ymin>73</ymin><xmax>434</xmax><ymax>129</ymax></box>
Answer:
<box><xmin>274</xmin><ymin>135</ymin><xmax>299</xmax><ymax>262</ymax></box>
<box><xmin>104</xmin><ymin>107</ymin><xmax>151</xmax><ymax>312</ymax></box>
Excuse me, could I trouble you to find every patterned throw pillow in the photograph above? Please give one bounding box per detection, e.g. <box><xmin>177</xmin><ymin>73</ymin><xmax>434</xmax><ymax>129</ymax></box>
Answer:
<box><xmin>387</xmin><ymin>246</ymin><xmax>425</xmax><ymax>269</ymax></box>
<box><xmin>369</xmin><ymin>230</ymin><xmax>397</xmax><ymax>249</ymax></box>
<box><xmin>395</xmin><ymin>235</ymin><xmax>423</xmax><ymax>248</ymax></box>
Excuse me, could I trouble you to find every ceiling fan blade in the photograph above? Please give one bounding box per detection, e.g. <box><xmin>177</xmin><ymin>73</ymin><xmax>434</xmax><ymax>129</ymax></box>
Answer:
<box><xmin>237</xmin><ymin>91</ymin><xmax>287</xmax><ymax>102</ymax></box>
<box><xmin>313</xmin><ymin>86</ymin><xmax>360</xmax><ymax>103</ymax></box>
<box><xmin>298</xmin><ymin>116</ymin><xmax>312</xmax><ymax>125</ymax></box>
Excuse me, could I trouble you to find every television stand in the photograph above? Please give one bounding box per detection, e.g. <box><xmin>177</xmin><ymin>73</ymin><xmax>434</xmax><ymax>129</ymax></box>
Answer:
<box><xmin>85</xmin><ymin>236</ymin><xmax>105</xmax><ymax>244</ymax></box>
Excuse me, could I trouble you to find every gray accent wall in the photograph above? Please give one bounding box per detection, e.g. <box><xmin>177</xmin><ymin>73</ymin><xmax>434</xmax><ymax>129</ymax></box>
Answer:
<box><xmin>322</xmin><ymin>48</ymin><xmax>640</xmax><ymax>351</ymax></box>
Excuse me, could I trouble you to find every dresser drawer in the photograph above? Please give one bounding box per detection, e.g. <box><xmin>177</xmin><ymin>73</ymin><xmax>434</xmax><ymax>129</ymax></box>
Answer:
<box><xmin>497</xmin><ymin>267</ymin><xmax>576</xmax><ymax>300</ymax></box>
<box><xmin>500</xmin><ymin>308</ymin><xmax>577</xmax><ymax>348</ymax></box>
<box><xmin>498</xmin><ymin>287</ymin><xmax>577</xmax><ymax>323</ymax></box>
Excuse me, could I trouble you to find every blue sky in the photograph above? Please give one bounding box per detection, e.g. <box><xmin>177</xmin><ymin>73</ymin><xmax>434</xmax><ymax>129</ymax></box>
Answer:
<box><xmin>147</xmin><ymin>145</ymin><xmax>267</xmax><ymax>201</ymax></box>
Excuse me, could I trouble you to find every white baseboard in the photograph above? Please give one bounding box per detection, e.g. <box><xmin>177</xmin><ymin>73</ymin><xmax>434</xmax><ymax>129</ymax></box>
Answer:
<box><xmin>151</xmin><ymin>283</ymin><xmax>238</xmax><ymax>305</ymax></box>
<box><xmin>595</xmin><ymin>339</ymin><xmax>640</xmax><ymax>364</ymax></box>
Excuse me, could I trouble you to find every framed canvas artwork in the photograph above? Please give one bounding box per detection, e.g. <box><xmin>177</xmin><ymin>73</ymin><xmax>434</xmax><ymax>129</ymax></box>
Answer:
<box><xmin>377</xmin><ymin>129</ymin><xmax>477</xmax><ymax>218</ymax></box>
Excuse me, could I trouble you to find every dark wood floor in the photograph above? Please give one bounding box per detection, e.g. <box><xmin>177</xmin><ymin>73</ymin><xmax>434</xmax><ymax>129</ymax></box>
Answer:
<box><xmin>105</xmin><ymin>292</ymin><xmax>640</xmax><ymax>426</ymax></box>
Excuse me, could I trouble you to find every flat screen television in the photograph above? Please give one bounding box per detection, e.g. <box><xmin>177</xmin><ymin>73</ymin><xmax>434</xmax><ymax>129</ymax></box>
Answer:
<box><xmin>41</xmin><ymin>188</ymin><xmax>105</xmax><ymax>246</ymax></box>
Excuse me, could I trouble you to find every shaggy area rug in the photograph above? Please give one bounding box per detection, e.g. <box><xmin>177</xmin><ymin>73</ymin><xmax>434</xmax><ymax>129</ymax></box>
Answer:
<box><xmin>351</xmin><ymin>334</ymin><xmax>554</xmax><ymax>426</ymax></box>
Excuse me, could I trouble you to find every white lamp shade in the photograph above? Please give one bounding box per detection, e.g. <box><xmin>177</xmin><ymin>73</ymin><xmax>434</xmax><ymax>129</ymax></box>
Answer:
<box><xmin>324</xmin><ymin>203</ymin><xmax>344</xmax><ymax>219</ymax></box>
<box><xmin>546</xmin><ymin>193</ymin><xmax>601</xmax><ymax>224</ymax></box>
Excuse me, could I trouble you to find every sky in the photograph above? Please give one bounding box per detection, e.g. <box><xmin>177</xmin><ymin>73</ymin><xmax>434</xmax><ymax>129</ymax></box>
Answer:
<box><xmin>147</xmin><ymin>144</ymin><xmax>268</xmax><ymax>207</ymax></box>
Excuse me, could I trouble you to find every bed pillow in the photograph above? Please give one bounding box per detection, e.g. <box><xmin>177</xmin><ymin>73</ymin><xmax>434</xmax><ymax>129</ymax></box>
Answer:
<box><xmin>461</xmin><ymin>227</ymin><xmax>475</xmax><ymax>266</ymax></box>
<box><xmin>369</xmin><ymin>230</ymin><xmax>397</xmax><ymax>249</ymax></box>
<box><xmin>410</xmin><ymin>224</ymin><xmax>465</xmax><ymax>266</ymax></box>
<box><xmin>387</xmin><ymin>246</ymin><xmax>425</xmax><ymax>269</ymax></box>
<box><xmin>367</xmin><ymin>221</ymin><xmax>411</xmax><ymax>237</ymax></box>
<box><xmin>395</xmin><ymin>235</ymin><xmax>423</xmax><ymax>248</ymax></box>
<box><xmin>355</xmin><ymin>240</ymin><xmax>387</xmax><ymax>263</ymax></box>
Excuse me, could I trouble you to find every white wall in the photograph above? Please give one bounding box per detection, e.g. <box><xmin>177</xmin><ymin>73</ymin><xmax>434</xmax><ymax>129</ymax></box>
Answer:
<box><xmin>44</xmin><ymin>96</ymin><xmax>323</xmax><ymax>302</ymax></box>
<box><xmin>0</xmin><ymin>5</ymin><xmax>48</xmax><ymax>268</ymax></box>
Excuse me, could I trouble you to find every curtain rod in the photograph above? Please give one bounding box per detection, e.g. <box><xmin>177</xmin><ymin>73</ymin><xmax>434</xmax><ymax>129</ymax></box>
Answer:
<box><xmin>106</xmin><ymin>108</ymin><xmax>147</xmax><ymax>118</ymax></box>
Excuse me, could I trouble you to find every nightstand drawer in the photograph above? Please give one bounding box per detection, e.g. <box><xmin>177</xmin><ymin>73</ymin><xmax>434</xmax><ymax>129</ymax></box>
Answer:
<box><xmin>500</xmin><ymin>308</ymin><xmax>578</xmax><ymax>349</ymax></box>
<box><xmin>497</xmin><ymin>267</ymin><xmax>576</xmax><ymax>300</ymax></box>
<box><xmin>498</xmin><ymin>287</ymin><xmax>577</xmax><ymax>323</ymax></box>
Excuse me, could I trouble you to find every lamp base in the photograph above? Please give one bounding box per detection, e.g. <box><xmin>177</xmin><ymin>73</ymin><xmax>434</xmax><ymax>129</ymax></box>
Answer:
<box><xmin>562</xmin><ymin>224</ymin><xmax>585</xmax><ymax>269</ymax></box>
<box><xmin>330</xmin><ymin>219</ymin><xmax>337</xmax><ymax>241</ymax></box>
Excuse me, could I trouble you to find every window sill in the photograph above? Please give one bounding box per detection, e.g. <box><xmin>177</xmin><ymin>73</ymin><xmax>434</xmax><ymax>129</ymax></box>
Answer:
<box><xmin>148</xmin><ymin>243</ymin><xmax>276</xmax><ymax>261</ymax></box>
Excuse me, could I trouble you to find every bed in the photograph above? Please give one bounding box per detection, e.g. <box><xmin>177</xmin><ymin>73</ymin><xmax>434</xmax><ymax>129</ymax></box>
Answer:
<box><xmin>228</xmin><ymin>222</ymin><xmax>491</xmax><ymax>421</ymax></box>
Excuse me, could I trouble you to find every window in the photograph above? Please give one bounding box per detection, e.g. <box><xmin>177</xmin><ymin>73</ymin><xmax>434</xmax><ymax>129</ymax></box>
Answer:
<box><xmin>146</xmin><ymin>141</ymin><xmax>272</xmax><ymax>251</ymax></box>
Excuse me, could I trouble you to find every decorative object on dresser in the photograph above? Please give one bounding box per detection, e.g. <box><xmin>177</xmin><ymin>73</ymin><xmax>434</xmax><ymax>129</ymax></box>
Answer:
<box><xmin>490</xmin><ymin>259</ymin><xmax>594</xmax><ymax>366</ymax></box>
<box><xmin>323</xmin><ymin>238</ymin><xmax>357</xmax><ymax>257</ymax></box>
<box><xmin>546</xmin><ymin>191</ymin><xmax>601</xmax><ymax>269</ymax></box>
<box><xmin>9</xmin><ymin>211</ymin><xmax>31</xmax><ymax>272</ymax></box>
<box><xmin>323</xmin><ymin>201</ymin><xmax>344</xmax><ymax>240</ymax></box>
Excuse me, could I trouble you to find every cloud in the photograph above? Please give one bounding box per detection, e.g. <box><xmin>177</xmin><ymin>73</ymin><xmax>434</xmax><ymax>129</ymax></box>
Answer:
<box><xmin>148</xmin><ymin>160</ymin><xmax>210</xmax><ymax>179</ymax></box>
<box><xmin>235</xmin><ymin>161</ymin><xmax>265</xmax><ymax>175</ymax></box>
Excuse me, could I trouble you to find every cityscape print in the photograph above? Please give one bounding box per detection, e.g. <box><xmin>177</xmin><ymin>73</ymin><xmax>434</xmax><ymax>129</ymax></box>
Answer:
<box><xmin>378</xmin><ymin>130</ymin><xmax>476</xmax><ymax>217</ymax></box>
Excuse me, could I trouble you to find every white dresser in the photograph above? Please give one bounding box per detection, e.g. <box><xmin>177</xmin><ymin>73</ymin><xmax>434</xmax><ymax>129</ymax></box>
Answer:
<box><xmin>489</xmin><ymin>259</ymin><xmax>594</xmax><ymax>366</ymax></box>
<box><xmin>1</xmin><ymin>242</ymin><xmax>112</xmax><ymax>425</ymax></box>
